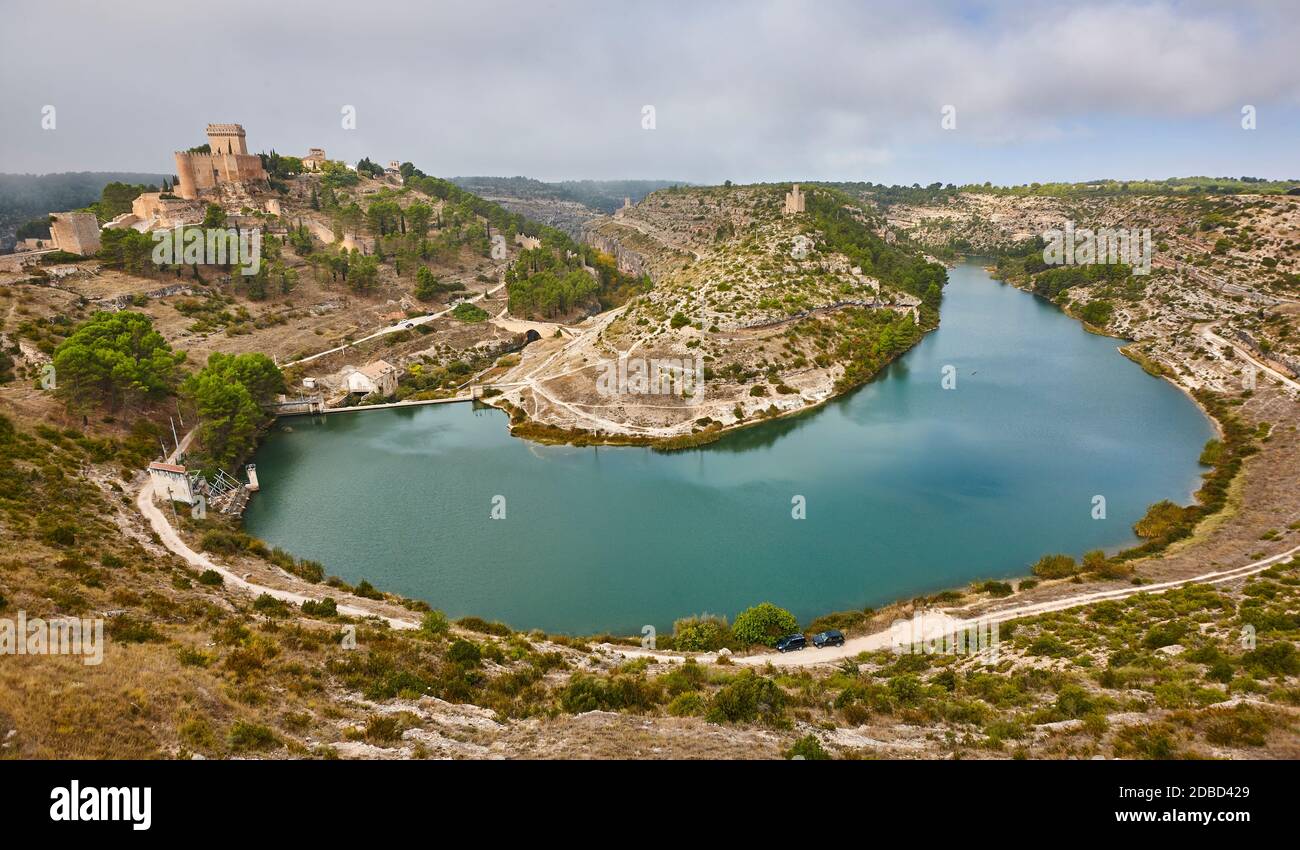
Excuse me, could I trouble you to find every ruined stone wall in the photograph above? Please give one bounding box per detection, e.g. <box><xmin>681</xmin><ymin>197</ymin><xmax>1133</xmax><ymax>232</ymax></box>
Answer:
<box><xmin>49</xmin><ymin>212</ymin><xmax>101</xmax><ymax>255</ymax></box>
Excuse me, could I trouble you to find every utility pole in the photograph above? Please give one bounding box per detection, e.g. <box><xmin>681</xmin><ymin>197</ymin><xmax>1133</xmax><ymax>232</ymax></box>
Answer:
<box><xmin>170</xmin><ymin>417</ymin><xmax>180</xmax><ymax>455</ymax></box>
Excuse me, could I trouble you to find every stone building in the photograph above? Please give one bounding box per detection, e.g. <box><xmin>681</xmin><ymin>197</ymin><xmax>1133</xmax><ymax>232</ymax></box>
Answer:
<box><xmin>173</xmin><ymin>123</ymin><xmax>268</xmax><ymax>200</ymax></box>
<box><xmin>514</xmin><ymin>233</ymin><xmax>542</xmax><ymax>251</ymax></box>
<box><xmin>783</xmin><ymin>183</ymin><xmax>806</xmax><ymax>215</ymax></box>
<box><xmin>302</xmin><ymin>148</ymin><xmax>327</xmax><ymax>170</ymax></box>
<box><xmin>48</xmin><ymin>212</ymin><xmax>101</xmax><ymax>255</ymax></box>
<box><xmin>345</xmin><ymin>360</ymin><xmax>399</xmax><ymax>397</ymax></box>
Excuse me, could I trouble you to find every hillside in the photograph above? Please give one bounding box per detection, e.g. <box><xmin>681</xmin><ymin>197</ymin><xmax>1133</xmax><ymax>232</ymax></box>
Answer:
<box><xmin>0</xmin><ymin>168</ymin><xmax>1297</xmax><ymax>761</ymax></box>
<box><xmin>872</xmin><ymin>186</ymin><xmax>1300</xmax><ymax>393</ymax></box>
<box><xmin>450</xmin><ymin>176</ymin><xmax>685</xmax><ymax>238</ymax></box>
<box><xmin>483</xmin><ymin>183</ymin><xmax>946</xmax><ymax>446</ymax></box>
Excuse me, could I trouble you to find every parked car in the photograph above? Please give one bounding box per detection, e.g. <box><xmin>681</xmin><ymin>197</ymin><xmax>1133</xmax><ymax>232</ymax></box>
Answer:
<box><xmin>776</xmin><ymin>633</ymin><xmax>807</xmax><ymax>653</ymax></box>
<box><xmin>812</xmin><ymin>629</ymin><xmax>845</xmax><ymax>648</ymax></box>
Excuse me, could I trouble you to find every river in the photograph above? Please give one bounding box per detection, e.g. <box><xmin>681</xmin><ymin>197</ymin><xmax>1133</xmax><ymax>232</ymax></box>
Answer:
<box><xmin>244</xmin><ymin>262</ymin><xmax>1215</xmax><ymax>634</ymax></box>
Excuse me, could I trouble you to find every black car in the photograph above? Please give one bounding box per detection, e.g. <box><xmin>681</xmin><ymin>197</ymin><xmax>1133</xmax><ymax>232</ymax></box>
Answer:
<box><xmin>812</xmin><ymin>629</ymin><xmax>845</xmax><ymax>648</ymax></box>
<box><xmin>775</xmin><ymin>634</ymin><xmax>807</xmax><ymax>653</ymax></box>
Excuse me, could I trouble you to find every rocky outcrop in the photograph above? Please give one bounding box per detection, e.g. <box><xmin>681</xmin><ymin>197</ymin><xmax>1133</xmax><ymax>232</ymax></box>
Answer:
<box><xmin>581</xmin><ymin>223</ymin><xmax>653</xmax><ymax>280</ymax></box>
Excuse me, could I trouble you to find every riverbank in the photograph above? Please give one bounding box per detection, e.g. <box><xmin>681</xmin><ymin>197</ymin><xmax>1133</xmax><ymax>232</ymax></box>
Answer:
<box><xmin>238</xmin><ymin>262</ymin><xmax>1237</xmax><ymax>639</ymax></box>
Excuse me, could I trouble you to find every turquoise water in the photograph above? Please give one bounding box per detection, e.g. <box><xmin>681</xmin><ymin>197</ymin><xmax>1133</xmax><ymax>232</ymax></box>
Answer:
<box><xmin>244</xmin><ymin>263</ymin><xmax>1214</xmax><ymax>634</ymax></box>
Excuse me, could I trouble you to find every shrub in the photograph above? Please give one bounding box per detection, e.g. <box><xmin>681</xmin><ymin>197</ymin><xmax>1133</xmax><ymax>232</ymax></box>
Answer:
<box><xmin>559</xmin><ymin>673</ymin><xmax>662</xmax><ymax>713</ymax></box>
<box><xmin>732</xmin><ymin>602</ymin><xmax>798</xmax><ymax>648</ymax></box>
<box><xmin>420</xmin><ymin>610</ymin><xmax>450</xmax><ymax>636</ymax></box>
<box><xmin>975</xmin><ymin>580</ymin><xmax>1013</xmax><ymax>597</ymax></box>
<box><xmin>1054</xmin><ymin>684</ymin><xmax>1095</xmax><ymax>719</ymax></box>
<box><xmin>455</xmin><ymin>616</ymin><xmax>512</xmax><ymax>636</ymax></box>
<box><xmin>353</xmin><ymin>580</ymin><xmax>383</xmax><ymax>600</ymax></box>
<box><xmin>363</xmin><ymin>714</ymin><xmax>404</xmax><ymax>744</ymax></box>
<box><xmin>1031</xmin><ymin>553</ymin><xmax>1079</xmax><ymax>579</ymax></box>
<box><xmin>199</xmin><ymin>529</ymin><xmax>247</xmax><ymax>555</ymax></box>
<box><xmin>1142</xmin><ymin>620</ymin><xmax>1187</xmax><ymax>649</ymax></box>
<box><xmin>197</xmin><ymin>569</ymin><xmax>223</xmax><ymax>586</ymax></box>
<box><xmin>784</xmin><ymin>734</ymin><xmax>831</xmax><ymax>760</ymax></box>
<box><xmin>301</xmin><ymin>597</ymin><xmax>338</xmax><ymax>617</ymax></box>
<box><xmin>1134</xmin><ymin>500</ymin><xmax>1192</xmax><ymax>540</ymax></box>
<box><xmin>672</xmin><ymin>614</ymin><xmax>732</xmax><ymax>651</ymax></box>
<box><xmin>227</xmin><ymin>721</ymin><xmax>280</xmax><ymax>751</ymax></box>
<box><xmin>107</xmin><ymin>616</ymin><xmax>163</xmax><ymax>643</ymax></box>
<box><xmin>446</xmin><ymin>639</ymin><xmax>483</xmax><ymax>667</ymax></box>
<box><xmin>252</xmin><ymin>593</ymin><xmax>290</xmax><ymax>617</ymax></box>
<box><xmin>667</xmin><ymin>692</ymin><xmax>708</xmax><ymax>717</ymax></box>
<box><xmin>1242</xmin><ymin>642</ymin><xmax>1299</xmax><ymax>676</ymax></box>
<box><xmin>707</xmin><ymin>672</ymin><xmax>787</xmax><ymax>724</ymax></box>
<box><xmin>450</xmin><ymin>302</ymin><xmax>489</xmax><ymax>323</ymax></box>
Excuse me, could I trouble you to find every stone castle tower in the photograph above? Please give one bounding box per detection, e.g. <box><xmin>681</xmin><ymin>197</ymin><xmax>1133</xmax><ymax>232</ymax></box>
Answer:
<box><xmin>173</xmin><ymin>123</ymin><xmax>268</xmax><ymax>200</ymax></box>
<box><xmin>783</xmin><ymin>183</ymin><xmax>806</xmax><ymax>215</ymax></box>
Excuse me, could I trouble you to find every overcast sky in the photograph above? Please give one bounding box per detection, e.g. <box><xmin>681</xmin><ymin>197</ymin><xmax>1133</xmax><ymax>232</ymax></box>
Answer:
<box><xmin>2</xmin><ymin>0</ymin><xmax>1297</xmax><ymax>185</ymax></box>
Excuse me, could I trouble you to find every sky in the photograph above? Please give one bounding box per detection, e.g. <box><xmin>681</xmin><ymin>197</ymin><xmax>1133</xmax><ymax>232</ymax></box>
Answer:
<box><xmin>1</xmin><ymin>0</ymin><xmax>1297</xmax><ymax>186</ymax></box>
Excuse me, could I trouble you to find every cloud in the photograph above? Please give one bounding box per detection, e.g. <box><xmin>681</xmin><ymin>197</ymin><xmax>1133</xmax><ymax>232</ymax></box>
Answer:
<box><xmin>0</xmin><ymin>0</ymin><xmax>1295</xmax><ymax>183</ymax></box>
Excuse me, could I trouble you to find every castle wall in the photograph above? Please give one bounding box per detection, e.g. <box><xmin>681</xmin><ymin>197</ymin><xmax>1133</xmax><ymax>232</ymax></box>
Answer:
<box><xmin>173</xmin><ymin>150</ymin><xmax>266</xmax><ymax>200</ymax></box>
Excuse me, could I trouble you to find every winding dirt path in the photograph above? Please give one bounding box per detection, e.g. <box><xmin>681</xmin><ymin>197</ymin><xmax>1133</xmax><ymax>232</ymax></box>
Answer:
<box><xmin>135</xmin><ymin>431</ymin><xmax>418</xmax><ymax>629</ymax></box>
<box><xmin>602</xmin><ymin>543</ymin><xmax>1300</xmax><ymax>668</ymax></box>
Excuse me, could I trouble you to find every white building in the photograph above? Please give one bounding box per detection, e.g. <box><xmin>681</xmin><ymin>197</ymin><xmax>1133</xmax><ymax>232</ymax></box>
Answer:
<box><xmin>345</xmin><ymin>360</ymin><xmax>399</xmax><ymax>396</ymax></box>
<box><xmin>148</xmin><ymin>461</ymin><xmax>196</xmax><ymax>505</ymax></box>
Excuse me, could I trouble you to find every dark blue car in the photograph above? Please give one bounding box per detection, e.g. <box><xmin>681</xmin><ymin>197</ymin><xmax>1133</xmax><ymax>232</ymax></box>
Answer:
<box><xmin>812</xmin><ymin>629</ymin><xmax>845</xmax><ymax>648</ymax></box>
<box><xmin>776</xmin><ymin>634</ymin><xmax>807</xmax><ymax>652</ymax></box>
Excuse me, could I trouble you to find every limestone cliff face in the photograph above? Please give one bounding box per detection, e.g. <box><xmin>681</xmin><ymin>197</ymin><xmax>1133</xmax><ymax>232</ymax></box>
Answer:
<box><xmin>581</xmin><ymin>223</ymin><xmax>652</xmax><ymax>279</ymax></box>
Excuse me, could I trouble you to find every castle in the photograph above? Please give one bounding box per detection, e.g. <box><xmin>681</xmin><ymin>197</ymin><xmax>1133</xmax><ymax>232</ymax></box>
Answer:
<box><xmin>783</xmin><ymin>183</ymin><xmax>806</xmax><ymax>215</ymax></box>
<box><xmin>173</xmin><ymin>124</ymin><xmax>268</xmax><ymax>200</ymax></box>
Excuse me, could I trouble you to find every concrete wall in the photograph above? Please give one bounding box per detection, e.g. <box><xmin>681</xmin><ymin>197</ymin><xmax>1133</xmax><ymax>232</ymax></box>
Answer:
<box><xmin>49</xmin><ymin>212</ymin><xmax>101</xmax><ymax>255</ymax></box>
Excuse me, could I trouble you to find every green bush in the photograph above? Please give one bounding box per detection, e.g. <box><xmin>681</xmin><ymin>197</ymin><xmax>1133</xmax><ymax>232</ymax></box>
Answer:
<box><xmin>672</xmin><ymin>614</ymin><xmax>732</xmax><ymax>651</ymax></box>
<box><xmin>784</xmin><ymin>734</ymin><xmax>831</xmax><ymax>760</ymax></box>
<box><xmin>976</xmin><ymin>580</ymin><xmax>1013</xmax><ymax>597</ymax></box>
<box><xmin>446</xmin><ymin>639</ymin><xmax>483</xmax><ymax>667</ymax></box>
<box><xmin>667</xmin><ymin>692</ymin><xmax>708</xmax><ymax>717</ymax></box>
<box><xmin>707</xmin><ymin>672</ymin><xmax>787</xmax><ymax>725</ymax></box>
<box><xmin>732</xmin><ymin>602</ymin><xmax>799</xmax><ymax>648</ymax></box>
<box><xmin>197</xmin><ymin>569</ymin><xmax>223</xmax><ymax>586</ymax></box>
<box><xmin>228</xmin><ymin>721</ymin><xmax>280</xmax><ymax>752</ymax></box>
<box><xmin>301</xmin><ymin>597</ymin><xmax>338</xmax><ymax>617</ymax></box>
<box><xmin>420</xmin><ymin>610</ymin><xmax>450</xmax><ymax>636</ymax></box>
<box><xmin>455</xmin><ymin>616</ymin><xmax>512</xmax><ymax>636</ymax></box>
<box><xmin>353</xmin><ymin>580</ymin><xmax>383</xmax><ymax>600</ymax></box>
<box><xmin>1054</xmin><ymin>684</ymin><xmax>1095</xmax><ymax>719</ymax></box>
<box><xmin>1142</xmin><ymin>620</ymin><xmax>1187</xmax><ymax>649</ymax></box>
<box><xmin>1242</xmin><ymin>642</ymin><xmax>1299</xmax><ymax>676</ymax></box>
<box><xmin>252</xmin><ymin>593</ymin><xmax>290</xmax><ymax>617</ymax></box>
<box><xmin>1031</xmin><ymin>553</ymin><xmax>1080</xmax><ymax>579</ymax></box>
<box><xmin>559</xmin><ymin>673</ymin><xmax>662</xmax><ymax>713</ymax></box>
